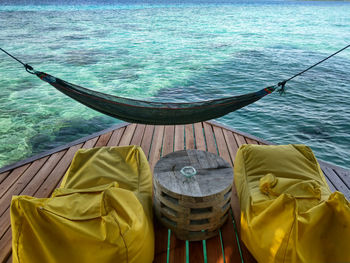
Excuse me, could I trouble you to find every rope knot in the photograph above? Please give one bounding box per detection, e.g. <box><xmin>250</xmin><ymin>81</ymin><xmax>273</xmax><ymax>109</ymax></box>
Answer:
<box><xmin>25</xmin><ymin>64</ymin><xmax>33</xmax><ymax>70</ymax></box>
<box><xmin>277</xmin><ymin>80</ymin><xmax>287</xmax><ymax>95</ymax></box>
<box><xmin>24</xmin><ymin>64</ymin><xmax>36</xmax><ymax>74</ymax></box>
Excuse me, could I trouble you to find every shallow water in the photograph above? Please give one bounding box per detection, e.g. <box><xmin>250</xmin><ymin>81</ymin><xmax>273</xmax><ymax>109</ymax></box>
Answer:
<box><xmin>0</xmin><ymin>0</ymin><xmax>349</xmax><ymax>169</ymax></box>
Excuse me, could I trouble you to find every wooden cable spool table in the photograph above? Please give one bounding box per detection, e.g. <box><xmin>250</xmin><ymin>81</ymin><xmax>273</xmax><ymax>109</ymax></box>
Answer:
<box><xmin>153</xmin><ymin>150</ymin><xmax>233</xmax><ymax>241</ymax></box>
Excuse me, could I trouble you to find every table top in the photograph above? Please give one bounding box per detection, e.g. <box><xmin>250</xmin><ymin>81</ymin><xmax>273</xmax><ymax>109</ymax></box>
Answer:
<box><xmin>154</xmin><ymin>150</ymin><xmax>233</xmax><ymax>197</ymax></box>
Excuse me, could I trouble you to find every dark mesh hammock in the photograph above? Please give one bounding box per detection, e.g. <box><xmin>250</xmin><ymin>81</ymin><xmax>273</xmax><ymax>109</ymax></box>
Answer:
<box><xmin>3</xmin><ymin>45</ymin><xmax>350</xmax><ymax>125</ymax></box>
<box><xmin>36</xmin><ymin>71</ymin><xmax>276</xmax><ymax>125</ymax></box>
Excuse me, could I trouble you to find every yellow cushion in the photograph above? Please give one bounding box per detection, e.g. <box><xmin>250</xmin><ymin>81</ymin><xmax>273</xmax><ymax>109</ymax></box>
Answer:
<box><xmin>11</xmin><ymin>146</ymin><xmax>154</xmax><ymax>263</ymax></box>
<box><xmin>234</xmin><ymin>144</ymin><xmax>350</xmax><ymax>263</ymax></box>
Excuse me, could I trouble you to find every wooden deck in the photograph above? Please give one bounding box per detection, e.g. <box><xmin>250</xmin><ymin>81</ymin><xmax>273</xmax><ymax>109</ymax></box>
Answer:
<box><xmin>0</xmin><ymin>120</ymin><xmax>349</xmax><ymax>263</ymax></box>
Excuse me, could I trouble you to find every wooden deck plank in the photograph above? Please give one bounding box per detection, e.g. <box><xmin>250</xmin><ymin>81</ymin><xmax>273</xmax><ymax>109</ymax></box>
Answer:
<box><xmin>334</xmin><ymin>167</ymin><xmax>350</xmax><ymax>189</ymax></box>
<box><xmin>221</xmin><ymin>215</ymin><xmax>241</xmax><ymax>263</ymax></box>
<box><xmin>153</xmin><ymin>252</ymin><xmax>167</xmax><ymax>263</ymax></box>
<box><xmin>0</xmin><ymin>157</ymin><xmax>48</xmax><ymax>216</ymax></box>
<box><xmin>0</xmin><ymin>157</ymin><xmax>51</xmax><ymax>243</ymax></box>
<box><xmin>240</xmin><ymin>240</ymin><xmax>258</xmax><ymax>263</ymax></box>
<box><xmin>119</xmin><ymin>124</ymin><xmax>137</xmax><ymax>146</ymax></box>
<box><xmin>34</xmin><ymin>143</ymin><xmax>84</xmax><ymax>198</ymax></box>
<box><xmin>321</xmin><ymin>164</ymin><xmax>350</xmax><ymax>199</ymax></box>
<box><xmin>174</xmin><ymin>125</ymin><xmax>184</xmax><ymax>152</ymax></box>
<box><xmin>230</xmin><ymin>184</ymin><xmax>242</xmax><ymax>234</ymax></box>
<box><xmin>185</xmin><ymin>124</ymin><xmax>195</xmax><ymax>150</ymax></box>
<box><xmin>148</xmin><ymin>126</ymin><xmax>164</xmax><ymax>171</ymax></box>
<box><xmin>206</xmin><ymin>235</ymin><xmax>222</xmax><ymax>263</ymax></box>
<box><xmin>213</xmin><ymin>126</ymin><xmax>232</xmax><ymax>165</ymax></box>
<box><xmin>245</xmin><ymin>137</ymin><xmax>259</xmax><ymax>144</ymax></box>
<box><xmin>0</xmin><ymin>214</ymin><xmax>10</xmax><ymax>248</ymax></box>
<box><xmin>203</xmin><ymin>122</ymin><xmax>216</xmax><ymax>154</ymax></box>
<box><xmin>141</xmin><ymin>125</ymin><xmax>155</xmax><ymax>159</ymax></box>
<box><xmin>0</xmin><ymin>164</ymin><xmax>30</xmax><ymax>198</ymax></box>
<box><xmin>229</xmin><ymin>211</ymin><xmax>257</xmax><ymax>263</ymax></box>
<box><xmin>222</xmin><ymin>129</ymin><xmax>240</xmax><ymax>164</ymax></box>
<box><xmin>194</xmin><ymin>122</ymin><xmax>206</xmax><ymax>151</ymax></box>
<box><xmin>0</xmin><ymin>150</ymin><xmax>68</xmax><ymax>256</ymax></box>
<box><xmin>169</xmin><ymin>238</ymin><xmax>186</xmax><ymax>263</ymax></box>
<box><xmin>153</xmin><ymin>223</ymin><xmax>168</xmax><ymax>263</ymax></box>
<box><xmin>23</xmin><ymin>150</ymin><xmax>67</xmax><ymax>197</ymax></box>
<box><xmin>94</xmin><ymin>131</ymin><xmax>113</xmax><ymax>147</ymax></box>
<box><xmin>189</xmin><ymin>241</ymin><xmax>204</xmax><ymax>263</ymax></box>
<box><xmin>81</xmin><ymin>137</ymin><xmax>99</xmax><ymax>149</ymax></box>
<box><xmin>233</xmin><ymin>133</ymin><xmax>246</xmax><ymax>147</ymax></box>
<box><xmin>229</xmin><ymin>211</ymin><xmax>258</xmax><ymax>263</ymax></box>
<box><xmin>240</xmin><ymin>242</ymin><xmax>258</xmax><ymax>263</ymax></box>
<box><xmin>106</xmin><ymin>127</ymin><xmax>125</xmax><ymax>146</ymax></box>
<box><xmin>0</xmin><ymin>228</ymin><xmax>11</xmax><ymax>263</ymax></box>
<box><xmin>162</xmin><ymin>126</ymin><xmax>175</xmax><ymax>156</ymax></box>
<box><xmin>322</xmin><ymin>171</ymin><xmax>337</xmax><ymax>192</ymax></box>
<box><xmin>208</xmin><ymin>121</ymin><xmax>272</xmax><ymax>146</ymax></box>
<box><xmin>0</xmin><ymin>150</ymin><xmax>65</xmax><ymax>224</ymax></box>
<box><xmin>130</xmin><ymin>124</ymin><xmax>146</xmax><ymax>146</ymax></box>
<box><xmin>0</xmin><ymin>172</ymin><xmax>9</xmax><ymax>185</ymax></box>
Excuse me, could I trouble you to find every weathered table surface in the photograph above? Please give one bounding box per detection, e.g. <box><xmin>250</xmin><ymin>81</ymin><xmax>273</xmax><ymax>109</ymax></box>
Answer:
<box><xmin>154</xmin><ymin>149</ymin><xmax>233</xmax><ymax>197</ymax></box>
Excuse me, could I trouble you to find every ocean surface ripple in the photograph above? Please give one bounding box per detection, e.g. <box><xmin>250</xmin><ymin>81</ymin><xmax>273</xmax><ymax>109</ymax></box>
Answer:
<box><xmin>0</xmin><ymin>0</ymin><xmax>349</xmax><ymax>169</ymax></box>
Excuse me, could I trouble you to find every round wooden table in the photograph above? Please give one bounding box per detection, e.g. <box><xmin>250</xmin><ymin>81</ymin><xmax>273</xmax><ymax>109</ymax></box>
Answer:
<box><xmin>153</xmin><ymin>149</ymin><xmax>233</xmax><ymax>241</ymax></box>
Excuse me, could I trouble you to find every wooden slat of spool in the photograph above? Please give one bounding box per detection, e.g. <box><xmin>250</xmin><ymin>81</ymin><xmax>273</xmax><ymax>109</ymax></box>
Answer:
<box><xmin>155</xmin><ymin>184</ymin><xmax>231</xmax><ymax>210</ymax></box>
<box><xmin>156</xmin><ymin>197</ymin><xmax>230</xmax><ymax>221</ymax></box>
<box><xmin>154</xmin><ymin>149</ymin><xmax>233</xmax><ymax>241</ymax></box>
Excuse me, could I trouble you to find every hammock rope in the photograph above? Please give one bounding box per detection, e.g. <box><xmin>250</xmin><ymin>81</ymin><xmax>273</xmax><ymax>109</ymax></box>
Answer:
<box><xmin>276</xmin><ymin>44</ymin><xmax>350</xmax><ymax>94</ymax></box>
<box><xmin>0</xmin><ymin>48</ymin><xmax>36</xmax><ymax>74</ymax></box>
<box><xmin>1</xmin><ymin>45</ymin><xmax>349</xmax><ymax>125</ymax></box>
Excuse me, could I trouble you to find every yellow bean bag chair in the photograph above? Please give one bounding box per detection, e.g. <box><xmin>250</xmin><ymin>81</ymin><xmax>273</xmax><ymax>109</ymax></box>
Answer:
<box><xmin>11</xmin><ymin>146</ymin><xmax>154</xmax><ymax>263</ymax></box>
<box><xmin>234</xmin><ymin>144</ymin><xmax>350</xmax><ymax>263</ymax></box>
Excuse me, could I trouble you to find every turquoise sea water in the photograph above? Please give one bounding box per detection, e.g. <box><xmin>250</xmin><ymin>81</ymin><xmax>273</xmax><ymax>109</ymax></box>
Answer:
<box><xmin>0</xmin><ymin>0</ymin><xmax>349</xmax><ymax>169</ymax></box>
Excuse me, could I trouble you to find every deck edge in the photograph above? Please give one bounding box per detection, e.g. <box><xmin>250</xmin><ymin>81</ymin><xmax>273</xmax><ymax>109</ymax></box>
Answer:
<box><xmin>207</xmin><ymin>120</ymin><xmax>276</xmax><ymax>145</ymax></box>
<box><xmin>0</xmin><ymin>122</ymin><xmax>130</xmax><ymax>174</ymax></box>
<box><xmin>318</xmin><ymin>160</ymin><xmax>350</xmax><ymax>174</ymax></box>
<box><xmin>1</xmin><ymin>121</ymin><xmax>349</xmax><ymax>174</ymax></box>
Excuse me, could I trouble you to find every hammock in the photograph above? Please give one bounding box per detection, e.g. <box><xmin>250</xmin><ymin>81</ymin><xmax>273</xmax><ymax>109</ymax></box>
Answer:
<box><xmin>2</xmin><ymin>45</ymin><xmax>348</xmax><ymax>125</ymax></box>
<box><xmin>35</xmin><ymin>71</ymin><xmax>276</xmax><ymax>125</ymax></box>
